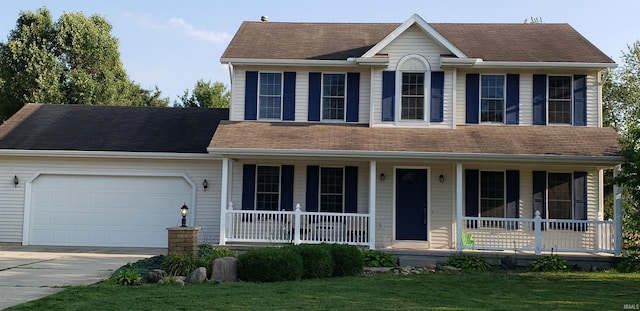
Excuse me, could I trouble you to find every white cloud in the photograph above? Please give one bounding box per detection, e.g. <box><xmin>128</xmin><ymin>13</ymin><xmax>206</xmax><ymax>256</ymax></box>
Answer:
<box><xmin>168</xmin><ymin>17</ymin><xmax>230</xmax><ymax>43</ymax></box>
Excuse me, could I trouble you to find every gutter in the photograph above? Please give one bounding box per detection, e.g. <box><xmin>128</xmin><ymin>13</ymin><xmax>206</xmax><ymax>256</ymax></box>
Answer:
<box><xmin>0</xmin><ymin>149</ymin><xmax>218</xmax><ymax>160</ymax></box>
<box><xmin>441</xmin><ymin>57</ymin><xmax>617</xmax><ymax>69</ymax></box>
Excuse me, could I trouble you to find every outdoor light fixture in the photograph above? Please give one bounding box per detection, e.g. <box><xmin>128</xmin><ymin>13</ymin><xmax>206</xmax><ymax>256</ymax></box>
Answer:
<box><xmin>180</xmin><ymin>203</ymin><xmax>189</xmax><ymax>227</ymax></box>
<box><xmin>379</xmin><ymin>173</ymin><xmax>385</xmax><ymax>181</ymax></box>
<box><xmin>13</xmin><ymin>175</ymin><xmax>18</xmax><ymax>187</ymax></box>
<box><xmin>439</xmin><ymin>174</ymin><xmax>445</xmax><ymax>183</ymax></box>
<box><xmin>203</xmin><ymin>179</ymin><xmax>208</xmax><ymax>191</ymax></box>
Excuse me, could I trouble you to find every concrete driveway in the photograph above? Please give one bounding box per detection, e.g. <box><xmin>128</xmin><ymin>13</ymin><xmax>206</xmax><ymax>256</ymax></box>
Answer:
<box><xmin>0</xmin><ymin>243</ymin><xmax>166</xmax><ymax>310</ymax></box>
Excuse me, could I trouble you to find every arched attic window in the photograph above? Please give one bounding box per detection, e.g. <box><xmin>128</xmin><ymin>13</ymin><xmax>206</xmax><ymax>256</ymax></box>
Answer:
<box><xmin>396</xmin><ymin>54</ymin><xmax>431</xmax><ymax>122</ymax></box>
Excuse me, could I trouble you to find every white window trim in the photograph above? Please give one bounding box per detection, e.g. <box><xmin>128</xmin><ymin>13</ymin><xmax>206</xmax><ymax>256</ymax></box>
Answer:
<box><xmin>320</xmin><ymin>72</ymin><xmax>347</xmax><ymax>122</ymax></box>
<box><xmin>478</xmin><ymin>74</ymin><xmax>506</xmax><ymax>125</ymax></box>
<box><xmin>477</xmin><ymin>170</ymin><xmax>506</xmax><ymax>218</ymax></box>
<box><xmin>257</xmin><ymin>71</ymin><xmax>284</xmax><ymax>121</ymax></box>
<box><xmin>395</xmin><ymin>54</ymin><xmax>431</xmax><ymax>125</ymax></box>
<box><xmin>254</xmin><ymin>165</ymin><xmax>282</xmax><ymax>211</ymax></box>
<box><xmin>546</xmin><ymin>171</ymin><xmax>575</xmax><ymax>220</ymax></box>
<box><xmin>318</xmin><ymin>166</ymin><xmax>345</xmax><ymax>213</ymax></box>
<box><xmin>546</xmin><ymin>74</ymin><xmax>573</xmax><ymax>125</ymax></box>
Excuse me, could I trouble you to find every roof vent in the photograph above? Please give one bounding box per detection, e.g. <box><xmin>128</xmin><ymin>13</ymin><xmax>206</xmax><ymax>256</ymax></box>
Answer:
<box><xmin>261</xmin><ymin>16</ymin><xmax>268</xmax><ymax>22</ymax></box>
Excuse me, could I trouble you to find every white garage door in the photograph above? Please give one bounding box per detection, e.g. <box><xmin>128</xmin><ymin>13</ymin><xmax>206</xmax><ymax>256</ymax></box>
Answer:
<box><xmin>27</xmin><ymin>174</ymin><xmax>193</xmax><ymax>247</ymax></box>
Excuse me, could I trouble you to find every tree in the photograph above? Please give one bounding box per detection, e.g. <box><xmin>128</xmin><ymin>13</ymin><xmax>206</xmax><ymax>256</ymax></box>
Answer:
<box><xmin>175</xmin><ymin>79</ymin><xmax>230</xmax><ymax>108</ymax></box>
<box><xmin>0</xmin><ymin>8</ymin><xmax>167</xmax><ymax>120</ymax></box>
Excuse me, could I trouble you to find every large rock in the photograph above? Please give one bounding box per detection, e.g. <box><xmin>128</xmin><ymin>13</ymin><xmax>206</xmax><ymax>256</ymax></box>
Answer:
<box><xmin>212</xmin><ymin>257</ymin><xmax>238</xmax><ymax>282</ymax></box>
<box><xmin>147</xmin><ymin>269</ymin><xmax>168</xmax><ymax>283</ymax></box>
<box><xmin>186</xmin><ymin>267</ymin><xmax>207</xmax><ymax>284</ymax></box>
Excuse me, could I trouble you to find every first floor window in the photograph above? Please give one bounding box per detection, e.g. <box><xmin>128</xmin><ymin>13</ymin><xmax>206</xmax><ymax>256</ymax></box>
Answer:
<box><xmin>480</xmin><ymin>171</ymin><xmax>505</xmax><ymax>217</ymax></box>
<box><xmin>480</xmin><ymin>75</ymin><xmax>505</xmax><ymax>122</ymax></box>
<box><xmin>322</xmin><ymin>73</ymin><xmax>345</xmax><ymax>120</ymax></box>
<box><xmin>256</xmin><ymin>166</ymin><xmax>280</xmax><ymax>210</ymax></box>
<box><xmin>259</xmin><ymin>72</ymin><xmax>282</xmax><ymax>119</ymax></box>
<box><xmin>548</xmin><ymin>76</ymin><xmax>572</xmax><ymax>124</ymax></box>
<box><xmin>547</xmin><ymin>172</ymin><xmax>572</xmax><ymax>219</ymax></box>
<box><xmin>320</xmin><ymin>167</ymin><xmax>343</xmax><ymax>212</ymax></box>
<box><xmin>401</xmin><ymin>72</ymin><xmax>425</xmax><ymax>120</ymax></box>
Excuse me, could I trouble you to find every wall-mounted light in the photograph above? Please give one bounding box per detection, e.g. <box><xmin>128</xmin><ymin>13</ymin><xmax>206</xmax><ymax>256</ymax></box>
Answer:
<box><xmin>180</xmin><ymin>204</ymin><xmax>189</xmax><ymax>227</ymax></box>
<box><xmin>439</xmin><ymin>174</ymin><xmax>445</xmax><ymax>183</ymax></box>
<box><xmin>13</xmin><ymin>175</ymin><xmax>18</xmax><ymax>187</ymax></box>
<box><xmin>203</xmin><ymin>179</ymin><xmax>208</xmax><ymax>191</ymax></box>
<box><xmin>379</xmin><ymin>172</ymin><xmax>385</xmax><ymax>181</ymax></box>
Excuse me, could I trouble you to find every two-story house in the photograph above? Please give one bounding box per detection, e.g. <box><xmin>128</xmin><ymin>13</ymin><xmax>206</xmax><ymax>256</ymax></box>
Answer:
<box><xmin>212</xmin><ymin>14</ymin><xmax>623</xmax><ymax>254</ymax></box>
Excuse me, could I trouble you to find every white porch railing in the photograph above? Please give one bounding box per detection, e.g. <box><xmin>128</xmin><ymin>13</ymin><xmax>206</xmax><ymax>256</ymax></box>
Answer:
<box><xmin>461</xmin><ymin>211</ymin><xmax>616</xmax><ymax>254</ymax></box>
<box><xmin>222</xmin><ymin>203</ymin><xmax>370</xmax><ymax>246</ymax></box>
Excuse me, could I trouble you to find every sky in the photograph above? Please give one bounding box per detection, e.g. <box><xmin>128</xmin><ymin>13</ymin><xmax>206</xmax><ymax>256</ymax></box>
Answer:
<box><xmin>1</xmin><ymin>0</ymin><xmax>639</xmax><ymax>104</ymax></box>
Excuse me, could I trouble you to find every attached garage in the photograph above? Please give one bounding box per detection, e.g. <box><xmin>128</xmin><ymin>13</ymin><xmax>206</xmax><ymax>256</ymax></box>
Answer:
<box><xmin>25</xmin><ymin>174</ymin><xmax>194</xmax><ymax>247</ymax></box>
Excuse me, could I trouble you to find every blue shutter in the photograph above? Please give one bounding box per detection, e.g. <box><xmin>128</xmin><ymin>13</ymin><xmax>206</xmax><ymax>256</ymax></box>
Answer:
<box><xmin>382</xmin><ymin>71</ymin><xmax>395</xmax><ymax>121</ymax></box>
<box><xmin>465</xmin><ymin>74</ymin><xmax>479</xmax><ymax>124</ymax></box>
<box><xmin>506</xmin><ymin>170</ymin><xmax>520</xmax><ymax>219</ymax></box>
<box><xmin>430</xmin><ymin>71</ymin><xmax>444</xmax><ymax>122</ymax></box>
<box><xmin>281</xmin><ymin>165</ymin><xmax>295</xmax><ymax>211</ymax></box>
<box><xmin>573</xmin><ymin>171</ymin><xmax>587</xmax><ymax>221</ymax></box>
<box><xmin>465</xmin><ymin>170</ymin><xmax>479</xmax><ymax>228</ymax></box>
<box><xmin>241</xmin><ymin>164</ymin><xmax>256</xmax><ymax>210</ymax></box>
<box><xmin>308</xmin><ymin>72</ymin><xmax>321</xmax><ymax>121</ymax></box>
<box><xmin>533</xmin><ymin>171</ymin><xmax>547</xmax><ymax>230</ymax></box>
<box><xmin>305</xmin><ymin>166</ymin><xmax>319</xmax><ymax>212</ymax></box>
<box><xmin>506</xmin><ymin>74</ymin><xmax>520</xmax><ymax>124</ymax></box>
<box><xmin>346</xmin><ymin>73</ymin><xmax>360</xmax><ymax>122</ymax></box>
<box><xmin>283</xmin><ymin>72</ymin><xmax>296</xmax><ymax>121</ymax></box>
<box><xmin>244</xmin><ymin>71</ymin><xmax>258</xmax><ymax>120</ymax></box>
<box><xmin>345</xmin><ymin>166</ymin><xmax>358</xmax><ymax>213</ymax></box>
<box><xmin>573</xmin><ymin>75</ymin><xmax>587</xmax><ymax>126</ymax></box>
<box><xmin>532</xmin><ymin>74</ymin><xmax>547</xmax><ymax>125</ymax></box>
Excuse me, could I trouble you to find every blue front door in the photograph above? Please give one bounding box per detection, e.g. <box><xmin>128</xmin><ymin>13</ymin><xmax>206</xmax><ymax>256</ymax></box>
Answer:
<box><xmin>395</xmin><ymin>168</ymin><xmax>428</xmax><ymax>241</ymax></box>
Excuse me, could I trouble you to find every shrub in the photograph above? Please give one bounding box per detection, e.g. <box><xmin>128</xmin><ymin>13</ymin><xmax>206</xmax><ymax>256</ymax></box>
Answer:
<box><xmin>237</xmin><ymin>247</ymin><xmax>303</xmax><ymax>282</ymax></box>
<box><xmin>327</xmin><ymin>244</ymin><xmax>364</xmax><ymax>277</ymax></box>
<box><xmin>110</xmin><ymin>268</ymin><xmax>142</xmax><ymax>286</ymax></box>
<box><xmin>287</xmin><ymin>244</ymin><xmax>333</xmax><ymax>279</ymax></box>
<box><xmin>443</xmin><ymin>254</ymin><xmax>491</xmax><ymax>272</ymax></box>
<box><xmin>111</xmin><ymin>255</ymin><xmax>164</xmax><ymax>278</ymax></box>
<box><xmin>617</xmin><ymin>250</ymin><xmax>640</xmax><ymax>273</ymax></box>
<box><xmin>162</xmin><ymin>253</ymin><xmax>198</xmax><ymax>276</ymax></box>
<box><xmin>363</xmin><ymin>250</ymin><xmax>398</xmax><ymax>267</ymax></box>
<box><xmin>527</xmin><ymin>255</ymin><xmax>569</xmax><ymax>272</ymax></box>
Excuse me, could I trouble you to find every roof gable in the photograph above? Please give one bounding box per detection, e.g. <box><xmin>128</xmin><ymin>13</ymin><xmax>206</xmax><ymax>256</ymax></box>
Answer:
<box><xmin>0</xmin><ymin>104</ymin><xmax>229</xmax><ymax>153</ymax></box>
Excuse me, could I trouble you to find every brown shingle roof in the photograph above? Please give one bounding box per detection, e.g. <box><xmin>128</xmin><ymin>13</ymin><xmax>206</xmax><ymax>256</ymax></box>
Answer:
<box><xmin>221</xmin><ymin>21</ymin><xmax>614</xmax><ymax>64</ymax></box>
<box><xmin>209</xmin><ymin>122</ymin><xmax>621</xmax><ymax>160</ymax></box>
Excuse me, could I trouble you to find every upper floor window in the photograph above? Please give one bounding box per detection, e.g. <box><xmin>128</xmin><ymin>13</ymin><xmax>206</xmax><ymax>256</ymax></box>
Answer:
<box><xmin>259</xmin><ymin>72</ymin><xmax>282</xmax><ymax>119</ymax></box>
<box><xmin>401</xmin><ymin>73</ymin><xmax>425</xmax><ymax>120</ymax></box>
<box><xmin>480</xmin><ymin>75</ymin><xmax>505</xmax><ymax>123</ymax></box>
<box><xmin>322</xmin><ymin>73</ymin><xmax>345</xmax><ymax>120</ymax></box>
<box><xmin>256</xmin><ymin>166</ymin><xmax>280</xmax><ymax>210</ymax></box>
<box><xmin>320</xmin><ymin>167</ymin><xmax>344</xmax><ymax>212</ymax></box>
<box><xmin>548</xmin><ymin>76</ymin><xmax>572</xmax><ymax>124</ymax></box>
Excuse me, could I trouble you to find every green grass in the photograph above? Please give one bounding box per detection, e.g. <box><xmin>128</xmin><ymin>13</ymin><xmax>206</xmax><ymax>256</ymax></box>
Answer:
<box><xmin>7</xmin><ymin>271</ymin><xmax>640</xmax><ymax>310</ymax></box>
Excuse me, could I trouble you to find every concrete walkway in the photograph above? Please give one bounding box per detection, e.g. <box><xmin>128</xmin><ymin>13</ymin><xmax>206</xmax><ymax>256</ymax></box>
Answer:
<box><xmin>0</xmin><ymin>243</ymin><xmax>166</xmax><ymax>310</ymax></box>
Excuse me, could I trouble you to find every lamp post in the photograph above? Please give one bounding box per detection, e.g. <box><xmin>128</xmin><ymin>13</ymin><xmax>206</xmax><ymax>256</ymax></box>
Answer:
<box><xmin>180</xmin><ymin>204</ymin><xmax>189</xmax><ymax>227</ymax></box>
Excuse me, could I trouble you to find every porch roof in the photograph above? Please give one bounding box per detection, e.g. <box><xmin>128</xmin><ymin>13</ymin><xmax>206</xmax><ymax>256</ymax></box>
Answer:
<box><xmin>209</xmin><ymin>121</ymin><xmax>622</xmax><ymax>164</ymax></box>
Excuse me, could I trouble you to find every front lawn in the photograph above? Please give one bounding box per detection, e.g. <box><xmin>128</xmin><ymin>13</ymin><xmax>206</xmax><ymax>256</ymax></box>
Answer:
<box><xmin>7</xmin><ymin>271</ymin><xmax>640</xmax><ymax>310</ymax></box>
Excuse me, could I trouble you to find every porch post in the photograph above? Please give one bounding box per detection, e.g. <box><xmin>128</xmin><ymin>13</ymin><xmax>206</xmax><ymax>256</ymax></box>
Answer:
<box><xmin>219</xmin><ymin>157</ymin><xmax>229</xmax><ymax>245</ymax></box>
<box><xmin>368</xmin><ymin>160</ymin><xmax>377</xmax><ymax>249</ymax></box>
<box><xmin>456</xmin><ymin>163</ymin><xmax>463</xmax><ymax>251</ymax></box>
<box><xmin>614</xmin><ymin>167</ymin><xmax>623</xmax><ymax>256</ymax></box>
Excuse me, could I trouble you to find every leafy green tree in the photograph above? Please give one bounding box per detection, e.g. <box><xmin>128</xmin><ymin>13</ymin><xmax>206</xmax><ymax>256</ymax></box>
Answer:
<box><xmin>0</xmin><ymin>8</ymin><xmax>167</xmax><ymax>120</ymax></box>
<box><xmin>175</xmin><ymin>79</ymin><xmax>230</xmax><ymax>108</ymax></box>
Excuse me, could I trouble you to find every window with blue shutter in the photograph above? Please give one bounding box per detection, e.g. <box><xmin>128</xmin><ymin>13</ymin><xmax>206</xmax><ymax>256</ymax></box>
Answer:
<box><xmin>465</xmin><ymin>74</ymin><xmax>479</xmax><ymax>124</ymax></box>
<box><xmin>505</xmin><ymin>74</ymin><xmax>520</xmax><ymax>124</ymax></box>
<box><xmin>244</xmin><ymin>71</ymin><xmax>258</xmax><ymax>120</ymax></box>
<box><xmin>430</xmin><ymin>71</ymin><xmax>444</xmax><ymax>122</ymax></box>
<box><xmin>532</xmin><ymin>74</ymin><xmax>547</xmax><ymax>125</ymax></box>
<box><xmin>241</xmin><ymin>164</ymin><xmax>256</xmax><ymax>210</ymax></box>
<box><xmin>573</xmin><ymin>75</ymin><xmax>587</xmax><ymax>126</ymax></box>
<box><xmin>305</xmin><ymin>166</ymin><xmax>319</xmax><ymax>212</ymax></box>
<box><xmin>308</xmin><ymin>73</ymin><xmax>321</xmax><ymax>121</ymax></box>
<box><xmin>573</xmin><ymin>171</ymin><xmax>588</xmax><ymax>231</ymax></box>
<box><xmin>282</xmin><ymin>72</ymin><xmax>296</xmax><ymax>121</ymax></box>
<box><xmin>346</xmin><ymin>73</ymin><xmax>360</xmax><ymax>122</ymax></box>
<box><xmin>382</xmin><ymin>71</ymin><xmax>395</xmax><ymax>121</ymax></box>
<box><xmin>345</xmin><ymin>166</ymin><xmax>358</xmax><ymax>213</ymax></box>
<box><xmin>280</xmin><ymin>165</ymin><xmax>295</xmax><ymax>211</ymax></box>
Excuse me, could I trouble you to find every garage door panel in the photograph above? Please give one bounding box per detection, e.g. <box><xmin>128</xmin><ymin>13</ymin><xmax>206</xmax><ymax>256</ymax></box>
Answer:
<box><xmin>29</xmin><ymin>175</ymin><xmax>193</xmax><ymax>247</ymax></box>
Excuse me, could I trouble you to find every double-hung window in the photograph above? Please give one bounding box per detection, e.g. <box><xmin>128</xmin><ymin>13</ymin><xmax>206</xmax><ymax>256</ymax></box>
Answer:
<box><xmin>259</xmin><ymin>72</ymin><xmax>282</xmax><ymax>119</ymax></box>
<box><xmin>255</xmin><ymin>166</ymin><xmax>280</xmax><ymax>210</ymax></box>
<box><xmin>320</xmin><ymin>167</ymin><xmax>344</xmax><ymax>212</ymax></box>
<box><xmin>547</xmin><ymin>173</ymin><xmax>572</xmax><ymax>219</ymax></box>
<box><xmin>322</xmin><ymin>73</ymin><xmax>345</xmax><ymax>120</ymax></box>
<box><xmin>401</xmin><ymin>72</ymin><xmax>425</xmax><ymax>120</ymax></box>
<box><xmin>480</xmin><ymin>171</ymin><xmax>505</xmax><ymax>218</ymax></box>
<box><xmin>548</xmin><ymin>76</ymin><xmax>572</xmax><ymax>124</ymax></box>
<box><xmin>480</xmin><ymin>75</ymin><xmax>505</xmax><ymax>123</ymax></box>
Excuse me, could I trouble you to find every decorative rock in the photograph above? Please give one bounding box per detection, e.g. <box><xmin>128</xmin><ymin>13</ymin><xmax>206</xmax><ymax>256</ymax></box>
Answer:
<box><xmin>147</xmin><ymin>269</ymin><xmax>168</xmax><ymax>283</ymax></box>
<box><xmin>186</xmin><ymin>267</ymin><xmax>207</xmax><ymax>284</ymax></box>
<box><xmin>174</xmin><ymin>276</ymin><xmax>186</xmax><ymax>285</ymax></box>
<box><xmin>211</xmin><ymin>257</ymin><xmax>238</xmax><ymax>282</ymax></box>
<box><xmin>423</xmin><ymin>263</ymin><xmax>437</xmax><ymax>271</ymax></box>
<box><xmin>442</xmin><ymin>265</ymin><xmax>460</xmax><ymax>271</ymax></box>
